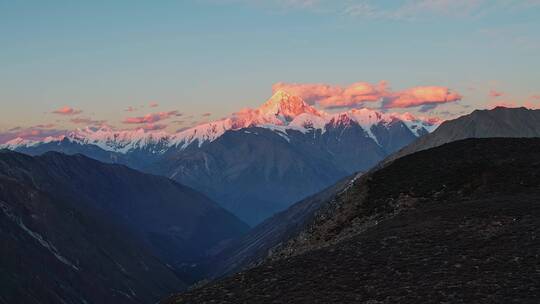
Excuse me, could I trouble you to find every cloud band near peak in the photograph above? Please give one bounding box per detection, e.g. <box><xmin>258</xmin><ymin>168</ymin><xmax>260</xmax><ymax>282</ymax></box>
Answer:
<box><xmin>272</xmin><ymin>81</ymin><xmax>462</xmax><ymax>110</ymax></box>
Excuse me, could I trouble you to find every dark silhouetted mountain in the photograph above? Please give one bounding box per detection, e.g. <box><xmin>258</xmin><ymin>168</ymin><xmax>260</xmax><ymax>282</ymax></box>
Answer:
<box><xmin>2</xmin><ymin>92</ymin><xmax>435</xmax><ymax>225</ymax></box>
<box><xmin>0</xmin><ymin>150</ymin><xmax>248</xmax><ymax>303</ymax></box>
<box><xmin>163</xmin><ymin>138</ymin><xmax>540</xmax><ymax>303</ymax></box>
<box><xmin>390</xmin><ymin>107</ymin><xmax>540</xmax><ymax>161</ymax></box>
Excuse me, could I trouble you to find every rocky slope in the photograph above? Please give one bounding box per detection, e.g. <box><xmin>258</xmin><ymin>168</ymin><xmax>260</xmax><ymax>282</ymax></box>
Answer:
<box><xmin>0</xmin><ymin>151</ymin><xmax>248</xmax><ymax>289</ymax></box>
<box><xmin>163</xmin><ymin>138</ymin><xmax>540</xmax><ymax>303</ymax></box>
<box><xmin>3</xmin><ymin>91</ymin><xmax>437</xmax><ymax>225</ymax></box>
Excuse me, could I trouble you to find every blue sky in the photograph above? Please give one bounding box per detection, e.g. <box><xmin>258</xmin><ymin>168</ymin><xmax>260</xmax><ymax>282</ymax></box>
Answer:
<box><xmin>0</xmin><ymin>0</ymin><xmax>539</xmax><ymax>138</ymax></box>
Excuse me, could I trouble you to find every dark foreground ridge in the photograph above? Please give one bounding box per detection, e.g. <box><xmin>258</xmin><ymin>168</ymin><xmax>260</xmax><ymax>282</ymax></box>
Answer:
<box><xmin>163</xmin><ymin>138</ymin><xmax>540</xmax><ymax>303</ymax></box>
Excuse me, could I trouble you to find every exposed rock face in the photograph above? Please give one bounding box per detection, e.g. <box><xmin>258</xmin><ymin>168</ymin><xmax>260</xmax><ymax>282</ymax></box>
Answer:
<box><xmin>162</xmin><ymin>138</ymin><xmax>540</xmax><ymax>303</ymax></box>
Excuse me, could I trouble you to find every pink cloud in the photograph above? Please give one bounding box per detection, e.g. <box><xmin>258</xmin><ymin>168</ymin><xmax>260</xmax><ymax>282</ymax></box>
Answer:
<box><xmin>489</xmin><ymin>89</ymin><xmax>504</xmax><ymax>98</ymax></box>
<box><xmin>52</xmin><ymin>106</ymin><xmax>82</xmax><ymax>115</ymax></box>
<box><xmin>125</xmin><ymin>106</ymin><xmax>137</xmax><ymax>112</ymax></box>
<box><xmin>383</xmin><ymin>86</ymin><xmax>462</xmax><ymax>109</ymax></box>
<box><xmin>201</xmin><ymin>113</ymin><xmax>212</xmax><ymax>117</ymax></box>
<box><xmin>272</xmin><ymin>81</ymin><xmax>389</xmax><ymax>109</ymax></box>
<box><xmin>149</xmin><ymin>102</ymin><xmax>159</xmax><ymax>108</ymax></box>
<box><xmin>530</xmin><ymin>95</ymin><xmax>540</xmax><ymax>101</ymax></box>
<box><xmin>123</xmin><ymin>110</ymin><xmax>179</xmax><ymax>124</ymax></box>
<box><xmin>273</xmin><ymin>81</ymin><xmax>462</xmax><ymax>110</ymax></box>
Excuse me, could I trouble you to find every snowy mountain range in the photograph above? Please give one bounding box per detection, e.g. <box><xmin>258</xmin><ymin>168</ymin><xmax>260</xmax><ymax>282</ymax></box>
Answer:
<box><xmin>2</xmin><ymin>91</ymin><xmax>440</xmax><ymax>224</ymax></box>
<box><xmin>2</xmin><ymin>91</ymin><xmax>437</xmax><ymax>153</ymax></box>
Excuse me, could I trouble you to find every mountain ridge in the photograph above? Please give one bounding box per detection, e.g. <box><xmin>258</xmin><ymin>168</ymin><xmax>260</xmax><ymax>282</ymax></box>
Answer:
<box><xmin>199</xmin><ymin>106</ymin><xmax>540</xmax><ymax>281</ymax></box>
<box><xmin>163</xmin><ymin>138</ymin><xmax>540</xmax><ymax>303</ymax></box>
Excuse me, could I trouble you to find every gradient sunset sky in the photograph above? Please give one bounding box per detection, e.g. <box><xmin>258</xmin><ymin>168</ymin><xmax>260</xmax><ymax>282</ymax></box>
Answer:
<box><xmin>1</xmin><ymin>0</ymin><xmax>539</xmax><ymax>142</ymax></box>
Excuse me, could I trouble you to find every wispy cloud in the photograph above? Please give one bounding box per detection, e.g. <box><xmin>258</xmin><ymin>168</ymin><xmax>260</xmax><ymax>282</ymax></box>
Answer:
<box><xmin>489</xmin><ymin>89</ymin><xmax>504</xmax><ymax>98</ymax></box>
<box><xmin>382</xmin><ymin>86</ymin><xmax>462</xmax><ymax>109</ymax></box>
<box><xmin>34</xmin><ymin>123</ymin><xmax>56</xmax><ymax>129</ymax></box>
<box><xmin>0</xmin><ymin>125</ymin><xmax>67</xmax><ymax>144</ymax></box>
<box><xmin>345</xmin><ymin>0</ymin><xmax>490</xmax><ymax>20</ymax></box>
<box><xmin>242</xmin><ymin>0</ymin><xmax>540</xmax><ymax>20</ymax></box>
<box><xmin>122</xmin><ymin>111</ymin><xmax>179</xmax><ymax>124</ymax></box>
<box><xmin>52</xmin><ymin>106</ymin><xmax>82</xmax><ymax>115</ymax></box>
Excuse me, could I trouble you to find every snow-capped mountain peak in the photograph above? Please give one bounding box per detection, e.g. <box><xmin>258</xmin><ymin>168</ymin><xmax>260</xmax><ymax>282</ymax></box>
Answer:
<box><xmin>259</xmin><ymin>90</ymin><xmax>322</xmax><ymax>122</ymax></box>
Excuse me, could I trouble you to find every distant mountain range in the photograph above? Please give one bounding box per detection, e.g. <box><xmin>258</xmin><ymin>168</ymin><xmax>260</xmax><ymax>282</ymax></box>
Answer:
<box><xmin>195</xmin><ymin>106</ymin><xmax>540</xmax><ymax>281</ymax></box>
<box><xmin>2</xmin><ymin>91</ymin><xmax>437</xmax><ymax>225</ymax></box>
<box><xmin>0</xmin><ymin>150</ymin><xmax>247</xmax><ymax>303</ymax></box>
<box><xmin>2</xmin><ymin>105</ymin><xmax>540</xmax><ymax>303</ymax></box>
<box><xmin>164</xmin><ymin>138</ymin><xmax>540</xmax><ymax>303</ymax></box>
